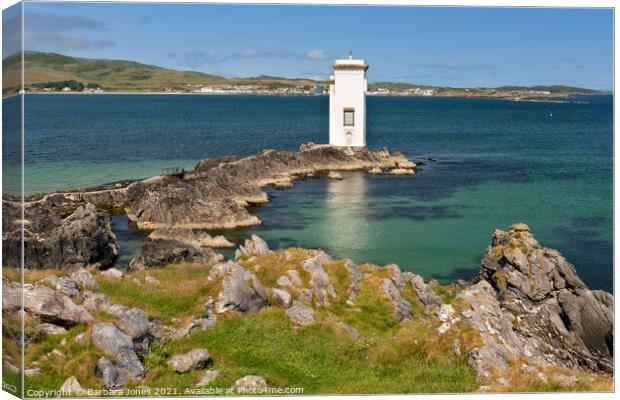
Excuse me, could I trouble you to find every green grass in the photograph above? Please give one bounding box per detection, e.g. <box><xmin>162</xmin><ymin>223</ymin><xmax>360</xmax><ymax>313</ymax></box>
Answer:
<box><xmin>431</xmin><ymin>284</ymin><xmax>458</xmax><ymax>304</ymax></box>
<box><xmin>97</xmin><ymin>263</ymin><xmax>219</xmax><ymax>324</ymax></box>
<box><xmin>144</xmin><ymin>307</ymin><xmax>477</xmax><ymax>394</ymax></box>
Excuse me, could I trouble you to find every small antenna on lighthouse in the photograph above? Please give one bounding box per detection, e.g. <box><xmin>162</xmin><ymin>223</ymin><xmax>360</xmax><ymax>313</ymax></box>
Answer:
<box><xmin>348</xmin><ymin>50</ymin><xmax>352</xmax><ymax>60</ymax></box>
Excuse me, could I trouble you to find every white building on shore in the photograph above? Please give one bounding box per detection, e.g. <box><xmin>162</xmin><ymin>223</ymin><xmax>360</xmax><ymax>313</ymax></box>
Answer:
<box><xmin>329</xmin><ymin>53</ymin><xmax>368</xmax><ymax>147</ymax></box>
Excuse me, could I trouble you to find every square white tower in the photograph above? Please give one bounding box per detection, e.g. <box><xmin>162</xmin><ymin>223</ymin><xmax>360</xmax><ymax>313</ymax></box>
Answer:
<box><xmin>329</xmin><ymin>54</ymin><xmax>368</xmax><ymax>147</ymax></box>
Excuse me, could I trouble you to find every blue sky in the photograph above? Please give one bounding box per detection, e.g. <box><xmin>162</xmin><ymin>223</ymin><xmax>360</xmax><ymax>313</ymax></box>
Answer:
<box><xmin>3</xmin><ymin>3</ymin><xmax>614</xmax><ymax>89</ymax></box>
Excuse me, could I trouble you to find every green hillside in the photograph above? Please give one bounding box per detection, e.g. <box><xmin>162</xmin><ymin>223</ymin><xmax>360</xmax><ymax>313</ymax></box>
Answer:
<box><xmin>2</xmin><ymin>51</ymin><xmax>322</xmax><ymax>95</ymax></box>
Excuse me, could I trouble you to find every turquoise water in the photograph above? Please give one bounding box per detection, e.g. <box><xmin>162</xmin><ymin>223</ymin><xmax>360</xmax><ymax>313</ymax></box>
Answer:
<box><xmin>2</xmin><ymin>94</ymin><xmax>612</xmax><ymax>290</ymax></box>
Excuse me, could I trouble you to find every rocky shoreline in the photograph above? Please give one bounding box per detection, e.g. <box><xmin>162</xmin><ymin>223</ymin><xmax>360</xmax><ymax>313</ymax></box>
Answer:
<box><xmin>2</xmin><ymin>143</ymin><xmax>416</xmax><ymax>270</ymax></box>
<box><xmin>1</xmin><ymin>144</ymin><xmax>613</xmax><ymax>394</ymax></box>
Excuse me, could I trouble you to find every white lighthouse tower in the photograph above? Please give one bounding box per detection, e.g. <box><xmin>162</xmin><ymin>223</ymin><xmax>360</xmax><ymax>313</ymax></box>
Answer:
<box><xmin>329</xmin><ymin>52</ymin><xmax>368</xmax><ymax>147</ymax></box>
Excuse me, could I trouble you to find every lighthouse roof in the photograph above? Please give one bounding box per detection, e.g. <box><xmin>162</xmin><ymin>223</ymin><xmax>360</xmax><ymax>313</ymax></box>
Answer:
<box><xmin>333</xmin><ymin>58</ymin><xmax>368</xmax><ymax>71</ymax></box>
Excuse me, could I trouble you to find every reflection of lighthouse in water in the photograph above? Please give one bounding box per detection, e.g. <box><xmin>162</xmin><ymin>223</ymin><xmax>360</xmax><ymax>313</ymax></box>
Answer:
<box><xmin>320</xmin><ymin>172</ymin><xmax>371</xmax><ymax>256</ymax></box>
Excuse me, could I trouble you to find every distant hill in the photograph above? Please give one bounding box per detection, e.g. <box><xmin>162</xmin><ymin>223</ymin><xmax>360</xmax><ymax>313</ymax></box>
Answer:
<box><xmin>494</xmin><ymin>85</ymin><xmax>602</xmax><ymax>94</ymax></box>
<box><xmin>2</xmin><ymin>51</ymin><xmax>322</xmax><ymax>95</ymax></box>
<box><xmin>1</xmin><ymin>51</ymin><xmax>607</xmax><ymax>97</ymax></box>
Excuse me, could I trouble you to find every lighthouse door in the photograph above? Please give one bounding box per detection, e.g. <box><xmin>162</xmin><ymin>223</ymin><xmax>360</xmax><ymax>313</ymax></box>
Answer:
<box><xmin>345</xmin><ymin>132</ymin><xmax>353</xmax><ymax>146</ymax></box>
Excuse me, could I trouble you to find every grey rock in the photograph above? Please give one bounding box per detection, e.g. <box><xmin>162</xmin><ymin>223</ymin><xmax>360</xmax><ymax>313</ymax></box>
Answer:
<box><xmin>285</xmin><ymin>304</ymin><xmax>315</xmax><ymax>326</ymax></box>
<box><xmin>95</xmin><ymin>357</ymin><xmax>126</xmax><ymax>389</ymax></box>
<box><xmin>327</xmin><ymin>171</ymin><xmax>343</xmax><ymax>180</ymax></box>
<box><xmin>91</xmin><ymin>323</ymin><xmax>134</xmax><ymax>357</ymax></box>
<box><xmin>277</xmin><ymin>275</ymin><xmax>293</xmax><ymax>288</ymax></box>
<box><xmin>212</xmin><ymin>261</ymin><xmax>268</xmax><ymax>315</ymax></box>
<box><xmin>3</xmin><ymin>361</ymin><xmax>19</xmax><ymax>374</ymax></box>
<box><xmin>24</xmin><ymin>368</ymin><xmax>40</xmax><ymax>377</ymax></box>
<box><xmin>74</xmin><ymin>333</ymin><xmax>87</xmax><ymax>344</ymax></box>
<box><xmin>196</xmin><ymin>370</ymin><xmax>220</xmax><ymax>386</ymax></box>
<box><xmin>91</xmin><ymin>323</ymin><xmax>147</xmax><ymax>379</ymax></box>
<box><xmin>238</xmin><ymin>234</ymin><xmax>271</xmax><ymax>257</ymax></box>
<box><xmin>301</xmin><ymin>254</ymin><xmax>336</xmax><ymax>305</ymax></box>
<box><xmin>296</xmin><ymin>288</ymin><xmax>313</xmax><ymax>305</ymax></box>
<box><xmin>144</xmin><ymin>276</ymin><xmax>161</xmax><ymax>286</ymax></box>
<box><xmin>173</xmin><ymin>317</ymin><xmax>217</xmax><ymax>339</ymax></box>
<box><xmin>149</xmin><ymin>227</ymin><xmax>234</xmax><ymax>248</ymax></box>
<box><xmin>70</xmin><ymin>268</ymin><xmax>99</xmax><ymax>291</ymax></box>
<box><xmin>380</xmin><ymin>278</ymin><xmax>413</xmax><ymax>322</ymax></box>
<box><xmin>81</xmin><ymin>291</ymin><xmax>111</xmax><ymax>312</ymax></box>
<box><xmin>148</xmin><ymin>319</ymin><xmax>169</xmax><ymax>341</ymax></box>
<box><xmin>385</xmin><ymin>264</ymin><xmax>405</xmax><ymax>289</ymax></box>
<box><xmin>2</xmin><ymin>282</ymin><xmax>93</xmax><ymax>326</ymax></box>
<box><xmin>552</xmin><ymin>373</ymin><xmax>577</xmax><ymax>387</ymax></box>
<box><xmin>344</xmin><ymin>259</ymin><xmax>362</xmax><ymax>305</ymax></box>
<box><xmin>116</xmin><ymin>308</ymin><xmax>150</xmax><ymax>339</ymax></box>
<box><xmin>271</xmin><ymin>288</ymin><xmax>292</xmax><ymax>309</ymax></box>
<box><xmin>287</xmin><ymin>270</ymin><xmax>303</xmax><ymax>287</ymax></box>
<box><xmin>39</xmin><ymin>323</ymin><xmax>67</xmax><ymax>335</ymax></box>
<box><xmin>234</xmin><ymin>375</ymin><xmax>267</xmax><ymax>391</ymax></box>
<box><xmin>402</xmin><ymin>272</ymin><xmax>444</xmax><ymax>311</ymax></box>
<box><xmin>476</xmin><ymin>224</ymin><xmax>613</xmax><ymax>375</ymax></box>
<box><xmin>100</xmin><ymin>268</ymin><xmax>123</xmax><ymax>279</ymax></box>
<box><xmin>59</xmin><ymin>376</ymin><xmax>83</xmax><ymax>395</ymax></box>
<box><xmin>107</xmin><ymin>304</ymin><xmax>129</xmax><ymax>316</ymax></box>
<box><xmin>169</xmin><ymin>349</ymin><xmax>211</xmax><ymax>373</ymax></box>
<box><xmin>43</xmin><ymin>275</ymin><xmax>80</xmax><ymax>299</ymax></box>
<box><xmin>334</xmin><ymin>321</ymin><xmax>359</xmax><ymax>339</ymax></box>
<box><xmin>458</xmin><ymin>280</ymin><xmax>521</xmax><ymax>381</ymax></box>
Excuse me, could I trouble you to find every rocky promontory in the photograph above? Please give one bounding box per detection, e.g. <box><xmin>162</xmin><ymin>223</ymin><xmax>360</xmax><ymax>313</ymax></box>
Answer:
<box><xmin>124</xmin><ymin>143</ymin><xmax>415</xmax><ymax>230</ymax></box>
<box><xmin>2</xmin><ymin>144</ymin><xmax>416</xmax><ymax>271</ymax></box>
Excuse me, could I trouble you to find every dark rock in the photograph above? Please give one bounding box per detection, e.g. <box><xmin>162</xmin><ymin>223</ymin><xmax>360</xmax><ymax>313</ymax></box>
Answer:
<box><xmin>2</xmin><ymin>201</ymin><xmax>118</xmax><ymax>269</ymax></box>
<box><xmin>128</xmin><ymin>239</ymin><xmax>223</xmax><ymax>270</ymax></box>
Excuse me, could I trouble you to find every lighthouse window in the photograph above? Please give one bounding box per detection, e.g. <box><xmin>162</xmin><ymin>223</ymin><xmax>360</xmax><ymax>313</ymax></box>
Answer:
<box><xmin>343</xmin><ymin>109</ymin><xmax>355</xmax><ymax>126</ymax></box>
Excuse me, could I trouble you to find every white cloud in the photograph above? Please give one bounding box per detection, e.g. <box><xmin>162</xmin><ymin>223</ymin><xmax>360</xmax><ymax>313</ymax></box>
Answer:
<box><xmin>306</xmin><ymin>49</ymin><xmax>329</xmax><ymax>60</ymax></box>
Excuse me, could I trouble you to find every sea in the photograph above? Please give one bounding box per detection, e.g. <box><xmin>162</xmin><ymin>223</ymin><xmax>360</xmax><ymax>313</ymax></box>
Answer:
<box><xmin>2</xmin><ymin>94</ymin><xmax>613</xmax><ymax>291</ymax></box>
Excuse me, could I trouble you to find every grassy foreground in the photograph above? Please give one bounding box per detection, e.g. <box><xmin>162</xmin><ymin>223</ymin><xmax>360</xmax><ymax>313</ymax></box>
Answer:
<box><xmin>3</xmin><ymin>247</ymin><xmax>613</xmax><ymax>396</ymax></box>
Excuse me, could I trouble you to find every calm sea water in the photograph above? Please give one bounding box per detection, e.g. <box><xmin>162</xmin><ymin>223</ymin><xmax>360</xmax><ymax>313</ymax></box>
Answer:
<box><xmin>2</xmin><ymin>94</ymin><xmax>613</xmax><ymax>291</ymax></box>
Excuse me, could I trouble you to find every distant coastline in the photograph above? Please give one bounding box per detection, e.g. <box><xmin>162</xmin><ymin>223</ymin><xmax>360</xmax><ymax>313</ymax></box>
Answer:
<box><xmin>3</xmin><ymin>51</ymin><xmax>609</xmax><ymax>101</ymax></box>
<box><xmin>4</xmin><ymin>90</ymin><xmax>607</xmax><ymax>104</ymax></box>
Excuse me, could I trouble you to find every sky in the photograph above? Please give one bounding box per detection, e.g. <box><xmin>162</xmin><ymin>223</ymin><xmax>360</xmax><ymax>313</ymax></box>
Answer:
<box><xmin>2</xmin><ymin>2</ymin><xmax>614</xmax><ymax>89</ymax></box>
